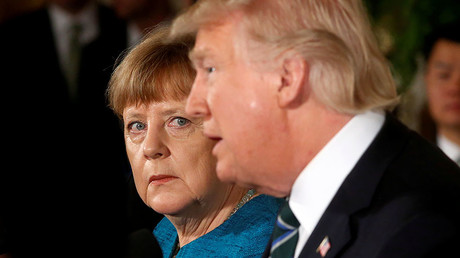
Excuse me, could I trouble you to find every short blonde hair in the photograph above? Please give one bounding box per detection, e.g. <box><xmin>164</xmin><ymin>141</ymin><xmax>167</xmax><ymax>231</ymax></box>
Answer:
<box><xmin>171</xmin><ymin>0</ymin><xmax>399</xmax><ymax>114</ymax></box>
<box><xmin>108</xmin><ymin>25</ymin><xmax>195</xmax><ymax>118</ymax></box>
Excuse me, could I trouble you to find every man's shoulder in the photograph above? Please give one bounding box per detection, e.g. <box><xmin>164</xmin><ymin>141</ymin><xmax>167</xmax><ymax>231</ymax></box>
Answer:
<box><xmin>343</xmin><ymin>115</ymin><xmax>460</xmax><ymax>256</ymax></box>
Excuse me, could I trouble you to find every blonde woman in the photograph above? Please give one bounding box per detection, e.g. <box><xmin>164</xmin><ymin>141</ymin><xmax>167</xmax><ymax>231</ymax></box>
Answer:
<box><xmin>108</xmin><ymin>26</ymin><xmax>281</xmax><ymax>257</ymax></box>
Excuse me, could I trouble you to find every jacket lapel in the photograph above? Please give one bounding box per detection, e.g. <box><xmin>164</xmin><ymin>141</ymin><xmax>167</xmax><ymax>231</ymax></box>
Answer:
<box><xmin>299</xmin><ymin>114</ymin><xmax>411</xmax><ymax>257</ymax></box>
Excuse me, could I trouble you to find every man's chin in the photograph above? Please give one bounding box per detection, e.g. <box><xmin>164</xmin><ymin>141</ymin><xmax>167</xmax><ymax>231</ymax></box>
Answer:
<box><xmin>255</xmin><ymin>186</ymin><xmax>289</xmax><ymax>198</ymax></box>
<box><xmin>216</xmin><ymin>166</ymin><xmax>288</xmax><ymax>197</ymax></box>
<box><xmin>215</xmin><ymin>163</ymin><xmax>237</xmax><ymax>183</ymax></box>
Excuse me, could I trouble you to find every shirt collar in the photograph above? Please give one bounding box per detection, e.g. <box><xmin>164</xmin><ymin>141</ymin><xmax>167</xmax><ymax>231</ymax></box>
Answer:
<box><xmin>289</xmin><ymin>111</ymin><xmax>385</xmax><ymax>237</ymax></box>
<box><xmin>48</xmin><ymin>2</ymin><xmax>99</xmax><ymax>44</ymax></box>
<box><xmin>437</xmin><ymin>133</ymin><xmax>460</xmax><ymax>162</ymax></box>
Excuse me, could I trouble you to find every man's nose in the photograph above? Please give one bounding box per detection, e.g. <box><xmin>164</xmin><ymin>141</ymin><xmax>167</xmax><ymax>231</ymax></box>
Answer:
<box><xmin>445</xmin><ymin>72</ymin><xmax>460</xmax><ymax>95</ymax></box>
<box><xmin>186</xmin><ymin>79</ymin><xmax>211</xmax><ymax>118</ymax></box>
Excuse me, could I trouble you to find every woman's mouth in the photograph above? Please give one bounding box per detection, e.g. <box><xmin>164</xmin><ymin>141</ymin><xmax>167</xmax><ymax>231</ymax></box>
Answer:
<box><xmin>149</xmin><ymin>175</ymin><xmax>178</xmax><ymax>185</ymax></box>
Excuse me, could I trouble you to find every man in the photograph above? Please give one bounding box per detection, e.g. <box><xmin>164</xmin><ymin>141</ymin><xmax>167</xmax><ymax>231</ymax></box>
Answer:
<box><xmin>0</xmin><ymin>1</ymin><xmax>130</xmax><ymax>257</ymax></box>
<box><xmin>169</xmin><ymin>0</ymin><xmax>460</xmax><ymax>257</ymax></box>
<box><xmin>422</xmin><ymin>22</ymin><xmax>460</xmax><ymax>164</ymax></box>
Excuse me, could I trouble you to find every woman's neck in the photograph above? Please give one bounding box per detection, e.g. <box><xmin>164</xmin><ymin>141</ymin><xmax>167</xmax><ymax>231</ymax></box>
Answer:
<box><xmin>166</xmin><ymin>185</ymin><xmax>250</xmax><ymax>247</ymax></box>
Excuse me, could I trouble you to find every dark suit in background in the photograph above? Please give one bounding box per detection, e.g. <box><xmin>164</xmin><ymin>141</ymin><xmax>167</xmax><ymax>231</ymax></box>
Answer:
<box><xmin>0</xmin><ymin>3</ymin><xmax>135</xmax><ymax>257</ymax></box>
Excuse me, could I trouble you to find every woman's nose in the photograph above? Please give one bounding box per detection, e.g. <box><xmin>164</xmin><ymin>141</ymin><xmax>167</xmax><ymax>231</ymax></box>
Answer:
<box><xmin>143</xmin><ymin>129</ymin><xmax>170</xmax><ymax>160</ymax></box>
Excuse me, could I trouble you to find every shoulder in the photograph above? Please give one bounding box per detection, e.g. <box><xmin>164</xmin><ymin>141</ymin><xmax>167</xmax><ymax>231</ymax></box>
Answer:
<box><xmin>232</xmin><ymin>194</ymin><xmax>282</xmax><ymax>233</ymax></box>
<box><xmin>153</xmin><ymin>217</ymin><xmax>177</xmax><ymax>258</ymax></box>
<box><xmin>377</xmin><ymin>115</ymin><xmax>460</xmax><ymax>204</ymax></box>
<box><xmin>344</xmin><ymin>115</ymin><xmax>460</xmax><ymax>256</ymax></box>
<box><xmin>182</xmin><ymin>195</ymin><xmax>281</xmax><ymax>257</ymax></box>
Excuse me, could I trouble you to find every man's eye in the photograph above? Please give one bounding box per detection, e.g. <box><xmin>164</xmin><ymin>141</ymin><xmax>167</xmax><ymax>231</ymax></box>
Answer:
<box><xmin>437</xmin><ymin>73</ymin><xmax>450</xmax><ymax>80</ymax></box>
<box><xmin>169</xmin><ymin>117</ymin><xmax>190</xmax><ymax>128</ymax></box>
<box><xmin>207</xmin><ymin>67</ymin><xmax>216</xmax><ymax>73</ymax></box>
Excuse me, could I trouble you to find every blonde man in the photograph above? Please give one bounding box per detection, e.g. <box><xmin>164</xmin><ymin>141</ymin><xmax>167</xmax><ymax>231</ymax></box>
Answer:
<box><xmin>170</xmin><ymin>0</ymin><xmax>460</xmax><ymax>257</ymax></box>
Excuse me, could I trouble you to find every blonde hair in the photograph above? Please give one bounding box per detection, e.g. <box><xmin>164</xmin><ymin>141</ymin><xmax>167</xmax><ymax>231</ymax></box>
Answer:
<box><xmin>171</xmin><ymin>0</ymin><xmax>399</xmax><ymax>114</ymax></box>
<box><xmin>108</xmin><ymin>25</ymin><xmax>195</xmax><ymax>118</ymax></box>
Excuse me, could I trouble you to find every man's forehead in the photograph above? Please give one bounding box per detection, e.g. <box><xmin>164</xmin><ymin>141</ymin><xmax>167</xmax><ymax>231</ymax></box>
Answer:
<box><xmin>190</xmin><ymin>22</ymin><xmax>238</xmax><ymax>61</ymax></box>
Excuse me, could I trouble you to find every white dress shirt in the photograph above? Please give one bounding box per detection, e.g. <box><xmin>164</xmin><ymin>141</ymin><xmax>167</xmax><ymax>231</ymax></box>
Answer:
<box><xmin>437</xmin><ymin>134</ymin><xmax>460</xmax><ymax>163</ymax></box>
<box><xmin>289</xmin><ymin>111</ymin><xmax>385</xmax><ymax>258</ymax></box>
<box><xmin>127</xmin><ymin>22</ymin><xmax>143</xmax><ymax>47</ymax></box>
<box><xmin>48</xmin><ymin>2</ymin><xmax>99</xmax><ymax>72</ymax></box>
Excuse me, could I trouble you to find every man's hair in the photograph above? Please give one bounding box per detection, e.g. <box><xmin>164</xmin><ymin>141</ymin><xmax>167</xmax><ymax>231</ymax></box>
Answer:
<box><xmin>108</xmin><ymin>25</ymin><xmax>195</xmax><ymax>118</ymax></box>
<box><xmin>423</xmin><ymin>21</ymin><xmax>460</xmax><ymax>61</ymax></box>
<box><xmin>170</xmin><ymin>0</ymin><xmax>399</xmax><ymax>114</ymax></box>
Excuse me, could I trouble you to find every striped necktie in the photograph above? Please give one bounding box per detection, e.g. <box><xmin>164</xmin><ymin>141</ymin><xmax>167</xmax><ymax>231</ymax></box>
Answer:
<box><xmin>270</xmin><ymin>200</ymin><xmax>300</xmax><ymax>258</ymax></box>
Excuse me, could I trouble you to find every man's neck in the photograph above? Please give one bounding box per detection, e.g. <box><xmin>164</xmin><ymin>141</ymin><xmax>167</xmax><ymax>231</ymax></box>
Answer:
<box><xmin>438</xmin><ymin>126</ymin><xmax>460</xmax><ymax>146</ymax></box>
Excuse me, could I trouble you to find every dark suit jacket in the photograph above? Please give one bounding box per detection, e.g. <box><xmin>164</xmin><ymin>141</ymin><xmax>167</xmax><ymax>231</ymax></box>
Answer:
<box><xmin>0</xmin><ymin>5</ymin><xmax>133</xmax><ymax>257</ymax></box>
<box><xmin>264</xmin><ymin>114</ymin><xmax>460</xmax><ymax>258</ymax></box>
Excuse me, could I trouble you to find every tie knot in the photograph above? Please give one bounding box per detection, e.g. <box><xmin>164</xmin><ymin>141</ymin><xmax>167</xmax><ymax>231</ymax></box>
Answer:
<box><xmin>278</xmin><ymin>201</ymin><xmax>300</xmax><ymax>228</ymax></box>
<box><xmin>270</xmin><ymin>200</ymin><xmax>300</xmax><ymax>257</ymax></box>
<box><xmin>70</xmin><ymin>23</ymin><xmax>83</xmax><ymax>38</ymax></box>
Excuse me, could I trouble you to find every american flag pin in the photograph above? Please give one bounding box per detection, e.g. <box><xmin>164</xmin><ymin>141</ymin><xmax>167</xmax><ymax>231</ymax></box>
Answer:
<box><xmin>316</xmin><ymin>236</ymin><xmax>331</xmax><ymax>257</ymax></box>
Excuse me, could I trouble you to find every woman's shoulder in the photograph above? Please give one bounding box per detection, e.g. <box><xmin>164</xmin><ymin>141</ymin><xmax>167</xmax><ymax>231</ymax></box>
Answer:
<box><xmin>228</xmin><ymin>194</ymin><xmax>282</xmax><ymax>236</ymax></box>
<box><xmin>180</xmin><ymin>194</ymin><xmax>282</xmax><ymax>257</ymax></box>
<box><xmin>155</xmin><ymin>194</ymin><xmax>283</xmax><ymax>257</ymax></box>
<box><xmin>244</xmin><ymin>194</ymin><xmax>283</xmax><ymax>215</ymax></box>
<box><xmin>153</xmin><ymin>217</ymin><xmax>177</xmax><ymax>258</ymax></box>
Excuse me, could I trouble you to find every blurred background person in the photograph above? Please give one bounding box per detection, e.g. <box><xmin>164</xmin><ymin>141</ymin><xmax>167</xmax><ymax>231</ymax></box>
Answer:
<box><xmin>0</xmin><ymin>0</ymin><xmax>130</xmax><ymax>257</ymax></box>
<box><xmin>0</xmin><ymin>1</ymin><xmax>198</xmax><ymax>257</ymax></box>
<box><xmin>419</xmin><ymin>22</ymin><xmax>460</xmax><ymax>164</ymax></box>
<box><xmin>108</xmin><ymin>25</ymin><xmax>282</xmax><ymax>258</ymax></box>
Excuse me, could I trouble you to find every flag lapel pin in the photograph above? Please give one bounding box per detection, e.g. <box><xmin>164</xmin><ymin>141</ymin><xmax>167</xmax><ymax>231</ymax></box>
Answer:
<box><xmin>316</xmin><ymin>236</ymin><xmax>331</xmax><ymax>257</ymax></box>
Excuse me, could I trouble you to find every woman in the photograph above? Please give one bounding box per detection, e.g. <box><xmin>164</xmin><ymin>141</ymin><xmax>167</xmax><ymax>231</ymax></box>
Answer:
<box><xmin>108</xmin><ymin>26</ymin><xmax>281</xmax><ymax>257</ymax></box>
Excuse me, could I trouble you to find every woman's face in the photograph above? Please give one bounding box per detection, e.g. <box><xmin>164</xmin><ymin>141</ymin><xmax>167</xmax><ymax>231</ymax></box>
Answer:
<box><xmin>123</xmin><ymin>99</ymin><xmax>223</xmax><ymax>216</ymax></box>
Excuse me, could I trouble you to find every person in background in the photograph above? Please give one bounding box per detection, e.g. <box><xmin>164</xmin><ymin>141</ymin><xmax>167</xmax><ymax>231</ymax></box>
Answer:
<box><xmin>0</xmin><ymin>0</ymin><xmax>129</xmax><ymax>256</ymax></box>
<box><xmin>421</xmin><ymin>22</ymin><xmax>460</xmax><ymax>164</ymax></box>
<box><xmin>108</xmin><ymin>25</ymin><xmax>281</xmax><ymax>258</ymax></box>
<box><xmin>170</xmin><ymin>0</ymin><xmax>460</xmax><ymax>257</ymax></box>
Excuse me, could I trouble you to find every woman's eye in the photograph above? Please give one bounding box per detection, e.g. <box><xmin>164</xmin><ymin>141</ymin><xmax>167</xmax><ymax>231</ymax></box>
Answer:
<box><xmin>169</xmin><ymin>117</ymin><xmax>190</xmax><ymax>128</ymax></box>
<box><xmin>128</xmin><ymin>122</ymin><xmax>146</xmax><ymax>132</ymax></box>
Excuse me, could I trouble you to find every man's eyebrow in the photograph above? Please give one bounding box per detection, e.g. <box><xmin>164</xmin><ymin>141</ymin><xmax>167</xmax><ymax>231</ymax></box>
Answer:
<box><xmin>433</xmin><ymin>61</ymin><xmax>452</xmax><ymax>70</ymax></box>
<box><xmin>189</xmin><ymin>48</ymin><xmax>210</xmax><ymax>63</ymax></box>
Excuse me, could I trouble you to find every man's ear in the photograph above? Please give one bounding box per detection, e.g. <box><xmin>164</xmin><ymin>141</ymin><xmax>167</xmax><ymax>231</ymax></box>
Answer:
<box><xmin>277</xmin><ymin>55</ymin><xmax>309</xmax><ymax>108</ymax></box>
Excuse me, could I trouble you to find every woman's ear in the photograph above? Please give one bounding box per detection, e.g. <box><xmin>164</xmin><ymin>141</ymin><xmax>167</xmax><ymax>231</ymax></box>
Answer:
<box><xmin>277</xmin><ymin>55</ymin><xmax>309</xmax><ymax>108</ymax></box>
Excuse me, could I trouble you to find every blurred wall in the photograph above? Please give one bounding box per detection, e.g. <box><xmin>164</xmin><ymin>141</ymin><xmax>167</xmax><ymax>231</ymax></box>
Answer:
<box><xmin>0</xmin><ymin>0</ymin><xmax>45</xmax><ymax>24</ymax></box>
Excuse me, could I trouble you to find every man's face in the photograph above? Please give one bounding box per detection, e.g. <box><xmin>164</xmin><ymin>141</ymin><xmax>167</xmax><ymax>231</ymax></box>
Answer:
<box><xmin>186</xmin><ymin>19</ymin><xmax>295</xmax><ymax>197</ymax></box>
<box><xmin>50</xmin><ymin>0</ymin><xmax>90</xmax><ymax>13</ymax></box>
<box><xmin>426</xmin><ymin>39</ymin><xmax>460</xmax><ymax>132</ymax></box>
